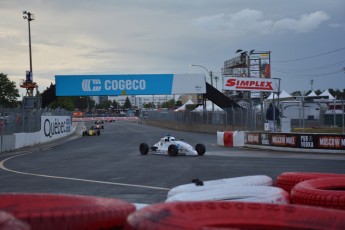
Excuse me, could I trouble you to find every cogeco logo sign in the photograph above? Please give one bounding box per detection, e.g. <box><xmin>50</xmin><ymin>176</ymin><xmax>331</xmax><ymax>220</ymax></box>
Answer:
<box><xmin>82</xmin><ymin>79</ymin><xmax>102</xmax><ymax>92</ymax></box>
<box><xmin>104</xmin><ymin>79</ymin><xmax>146</xmax><ymax>91</ymax></box>
<box><xmin>43</xmin><ymin>117</ymin><xmax>71</xmax><ymax>138</ymax></box>
<box><xmin>81</xmin><ymin>79</ymin><xmax>146</xmax><ymax>92</ymax></box>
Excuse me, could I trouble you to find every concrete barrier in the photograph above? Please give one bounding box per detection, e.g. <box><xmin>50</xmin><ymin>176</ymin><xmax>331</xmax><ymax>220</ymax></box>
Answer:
<box><xmin>0</xmin><ymin>115</ymin><xmax>81</xmax><ymax>153</ymax></box>
<box><xmin>217</xmin><ymin>131</ymin><xmax>244</xmax><ymax>147</ymax></box>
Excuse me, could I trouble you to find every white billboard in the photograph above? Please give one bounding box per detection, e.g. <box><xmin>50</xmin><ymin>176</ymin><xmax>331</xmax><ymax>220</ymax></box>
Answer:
<box><xmin>223</xmin><ymin>77</ymin><xmax>279</xmax><ymax>92</ymax></box>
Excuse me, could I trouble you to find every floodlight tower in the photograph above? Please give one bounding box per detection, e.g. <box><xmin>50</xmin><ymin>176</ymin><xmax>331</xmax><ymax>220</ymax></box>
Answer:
<box><xmin>21</xmin><ymin>11</ymin><xmax>38</xmax><ymax>96</ymax></box>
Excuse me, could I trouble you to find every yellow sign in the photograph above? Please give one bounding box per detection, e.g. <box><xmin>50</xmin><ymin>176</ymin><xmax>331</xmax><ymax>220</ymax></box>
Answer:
<box><xmin>122</xmin><ymin>90</ymin><xmax>126</xmax><ymax>95</ymax></box>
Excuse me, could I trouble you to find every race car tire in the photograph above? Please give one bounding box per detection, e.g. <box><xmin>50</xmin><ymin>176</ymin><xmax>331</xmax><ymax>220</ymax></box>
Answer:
<box><xmin>291</xmin><ymin>177</ymin><xmax>345</xmax><ymax>210</ymax></box>
<box><xmin>166</xmin><ymin>185</ymin><xmax>289</xmax><ymax>204</ymax></box>
<box><xmin>82</xmin><ymin>131</ymin><xmax>87</xmax><ymax>136</ymax></box>
<box><xmin>195</xmin><ymin>143</ymin><xmax>206</xmax><ymax>155</ymax></box>
<box><xmin>167</xmin><ymin>175</ymin><xmax>273</xmax><ymax>198</ymax></box>
<box><xmin>97</xmin><ymin>130</ymin><xmax>101</xmax><ymax>136</ymax></box>
<box><xmin>139</xmin><ymin>143</ymin><xmax>149</xmax><ymax>155</ymax></box>
<box><xmin>125</xmin><ymin>201</ymin><xmax>345</xmax><ymax>230</ymax></box>
<box><xmin>168</xmin><ymin>144</ymin><xmax>178</xmax><ymax>156</ymax></box>
<box><xmin>276</xmin><ymin>172</ymin><xmax>345</xmax><ymax>193</ymax></box>
<box><xmin>0</xmin><ymin>211</ymin><xmax>30</xmax><ymax>230</ymax></box>
<box><xmin>0</xmin><ymin>193</ymin><xmax>135</xmax><ymax>230</ymax></box>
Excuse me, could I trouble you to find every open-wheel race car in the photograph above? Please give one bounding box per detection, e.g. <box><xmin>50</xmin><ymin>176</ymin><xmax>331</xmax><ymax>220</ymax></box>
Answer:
<box><xmin>139</xmin><ymin>135</ymin><xmax>206</xmax><ymax>156</ymax></box>
<box><xmin>82</xmin><ymin>127</ymin><xmax>101</xmax><ymax>136</ymax></box>
<box><xmin>93</xmin><ymin>121</ymin><xmax>104</xmax><ymax>129</ymax></box>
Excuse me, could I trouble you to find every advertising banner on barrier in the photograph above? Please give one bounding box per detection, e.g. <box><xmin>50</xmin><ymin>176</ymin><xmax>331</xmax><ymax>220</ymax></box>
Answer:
<box><xmin>55</xmin><ymin>74</ymin><xmax>206</xmax><ymax>96</ymax></box>
<box><xmin>223</xmin><ymin>77</ymin><xmax>279</xmax><ymax>92</ymax></box>
<box><xmin>40</xmin><ymin>116</ymin><xmax>73</xmax><ymax>142</ymax></box>
<box><xmin>245</xmin><ymin>132</ymin><xmax>345</xmax><ymax>150</ymax></box>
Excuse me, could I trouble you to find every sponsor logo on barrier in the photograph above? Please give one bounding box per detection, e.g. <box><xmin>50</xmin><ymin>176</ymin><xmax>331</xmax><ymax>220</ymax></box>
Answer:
<box><xmin>261</xmin><ymin>134</ymin><xmax>269</xmax><ymax>145</ymax></box>
<box><xmin>271</xmin><ymin>135</ymin><xmax>297</xmax><ymax>147</ymax></box>
<box><xmin>246</xmin><ymin>132</ymin><xmax>345</xmax><ymax>150</ymax></box>
<box><xmin>318</xmin><ymin>136</ymin><xmax>345</xmax><ymax>149</ymax></box>
<box><xmin>247</xmin><ymin>133</ymin><xmax>260</xmax><ymax>144</ymax></box>
<box><xmin>43</xmin><ymin>118</ymin><xmax>71</xmax><ymax>138</ymax></box>
<box><xmin>300</xmin><ymin>135</ymin><xmax>314</xmax><ymax>148</ymax></box>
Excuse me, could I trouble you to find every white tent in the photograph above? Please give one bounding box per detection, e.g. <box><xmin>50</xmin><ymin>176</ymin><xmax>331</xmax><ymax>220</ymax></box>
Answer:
<box><xmin>266</xmin><ymin>92</ymin><xmax>277</xmax><ymax>100</ymax></box>
<box><xmin>307</xmin><ymin>91</ymin><xmax>317</xmax><ymax>97</ymax></box>
<box><xmin>174</xmin><ymin>99</ymin><xmax>194</xmax><ymax>112</ymax></box>
<box><xmin>279</xmin><ymin>90</ymin><xmax>292</xmax><ymax>98</ymax></box>
<box><xmin>193</xmin><ymin>101</ymin><xmax>224</xmax><ymax>112</ymax></box>
<box><xmin>320</xmin><ymin>90</ymin><xmax>335</xmax><ymax>100</ymax></box>
<box><xmin>266</xmin><ymin>90</ymin><xmax>292</xmax><ymax>100</ymax></box>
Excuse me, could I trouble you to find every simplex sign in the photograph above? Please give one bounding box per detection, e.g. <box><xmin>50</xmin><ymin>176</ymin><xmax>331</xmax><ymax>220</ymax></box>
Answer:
<box><xmin>223</xmin><ymin>77</ymin><xmax>279</xmax><ymax>92</ymax></box>
<box><xmin>55</xmin><ymin>74</ymin><xmax>206</xmax><ymax>96</ymax></box>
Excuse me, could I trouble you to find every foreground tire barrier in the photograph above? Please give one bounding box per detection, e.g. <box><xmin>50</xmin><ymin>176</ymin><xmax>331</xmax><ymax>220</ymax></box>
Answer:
<box><xmin>0</xmin><ymin>211</ymin><xmax>29</xmax><ymax>230</ymax></box>
<box><xmin>167</xmin><ymin>175</ymin><xmax>273</xmax><ymax>198</ymax></box>
<box><xmin>276</xmin><ymin>172</ymin><xmax>345</xmax><ymax>193</ymax></box>
<box><xmin>291</xmin><ymin>177</ymin><xmax>345</xmax><ymax>210</ymax></box>
<box><xmin>125</xmin><ymin>201</ymin><xmax>345</xmax><ymax>230</ymax></box>
<box><xmin>166</xmin><ymin>186</ymin><xmax>289</xmax><ymax>204</ymax></box>
<box><xmin>0</xmin><ymin>193</ymin><xmax>135</xmax><ymax>230</ymax></box>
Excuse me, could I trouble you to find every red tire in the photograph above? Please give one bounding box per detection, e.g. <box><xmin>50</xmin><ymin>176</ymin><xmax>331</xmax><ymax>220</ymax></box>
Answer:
<box><xmin>291</xmin><ymin>177</ymin><xmax>345</xmax><ymax>210</ymax></box>
<box><xmin>276</xmin><ymin>172</ymin><xmax>345</xmax><ymax>193</ymax></box>
<box><xmin>0</xmin><ymin>193</ymin><xmax>135</xmax><ymax>230</ymax></box>
<box><xmin>125</xmin><ymin>201</ymin><xmax>345</xmax><ymax>230</ymax></box>
<box><xmin>0</xmin><ymin>211</ymin><xmax>30</xmax><ymax>230</ymax></box>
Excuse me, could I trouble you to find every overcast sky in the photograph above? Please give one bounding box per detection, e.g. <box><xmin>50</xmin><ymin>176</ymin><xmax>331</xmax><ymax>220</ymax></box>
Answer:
<box><xmin>1</xmin><ymin>0</ymin><xmax>344</xmax><ymax>97</ymax></box>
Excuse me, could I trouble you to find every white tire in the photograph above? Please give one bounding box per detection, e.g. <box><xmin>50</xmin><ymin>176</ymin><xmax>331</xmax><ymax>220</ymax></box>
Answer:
<box><xmin>167</xmin><ymin>175</ymin><xmax>273</xmax><ymax>198</ymax></box>
<box><xmin>166</xmin><ymin>186</ymin><xmax>289</xmax><ymax>204</ymax></box>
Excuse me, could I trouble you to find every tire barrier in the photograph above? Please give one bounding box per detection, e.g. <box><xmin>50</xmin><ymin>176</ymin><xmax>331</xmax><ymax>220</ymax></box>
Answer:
<box><xmin>125</xmin><ymin>201</ymin><xmax>345</xmax><ymax>230</ymax></box>
<box><xmin>276</xmin><ymin>172</ymin><xmax>345</xmax><ymax>193</ymax></box>
<box><xmin>291</xmin><ymin>177</ymin><xmax>345</xmax><ymax>210</ymax></box>
<box><xmin>167</xmin><ymin>175</ymin><xmax>273</xmax><ymax>198</ymax></box>
<box><xmin>166</xmin><ymin>186</ymin><xmax>289</xmax><ymax>204</ymax></box>
<box><xmin>0</xmin><ymin>211</ymin><xmax>30</xmax><ymax>230</ymax></box>
<box><xmin>217</xmin><ymin>131</ymin><xmax>244</xmax><ymax>147</ymax></box>
<box><xmin>0</xmin><ymin>193</ymin><xmax>136</xmax><ymax>230</ymax></box>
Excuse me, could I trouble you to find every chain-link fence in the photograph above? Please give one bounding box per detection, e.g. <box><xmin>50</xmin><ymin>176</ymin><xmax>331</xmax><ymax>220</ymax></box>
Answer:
<box><xmin>0</xmin><ymin>106</ymin><xmax>71</xmax><ymax>135</ymax></box>
<box><xmin>143</xmin><ymin>101</ymin><xmax>345</xmax><ymax>132</ymax></box>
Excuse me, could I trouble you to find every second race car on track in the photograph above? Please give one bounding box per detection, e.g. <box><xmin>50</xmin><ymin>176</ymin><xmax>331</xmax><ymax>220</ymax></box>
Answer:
<box><xmin>82</xmin><ymin>127</ymin><xmax>100</xmax><ymax>136</ymax></box>
<box><xmin>139</xmin><ymin>135</ymin><xmax>206</xmax><ymax>156</ymax></box>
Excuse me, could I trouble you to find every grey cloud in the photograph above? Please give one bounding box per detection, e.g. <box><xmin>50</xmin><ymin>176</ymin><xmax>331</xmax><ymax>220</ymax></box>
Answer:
<box><xmin>194</xmin><ymin>9</ymin><xmax>330</xmax><ymax>36</ymax></box>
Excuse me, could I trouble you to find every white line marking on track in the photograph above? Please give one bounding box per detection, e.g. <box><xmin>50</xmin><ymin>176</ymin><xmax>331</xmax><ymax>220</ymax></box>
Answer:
<box><xmin>0</xmin><ymin>153</ymin><xmax>170</xmax><ymax>191</ymax></box>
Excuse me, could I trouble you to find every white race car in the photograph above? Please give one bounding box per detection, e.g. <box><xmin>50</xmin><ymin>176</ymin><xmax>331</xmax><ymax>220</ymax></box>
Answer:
<box><xmin>139</xmin><ymin>135</ymin><xmax>206</xmax><ymax>156</ymax></box>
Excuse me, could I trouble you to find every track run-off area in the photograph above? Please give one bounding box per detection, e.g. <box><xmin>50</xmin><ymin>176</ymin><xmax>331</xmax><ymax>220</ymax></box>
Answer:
<box><xmin>0</xmin><ymin>120</ymin><xmax>344</xmax><ymax>204</ymax></box>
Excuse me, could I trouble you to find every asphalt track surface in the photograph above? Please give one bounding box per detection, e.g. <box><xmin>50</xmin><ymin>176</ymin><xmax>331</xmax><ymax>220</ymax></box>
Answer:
<box><xmin>1</xmin><ymin>120</ymin><xmax>345</xmax><ymax>205</ymax></box>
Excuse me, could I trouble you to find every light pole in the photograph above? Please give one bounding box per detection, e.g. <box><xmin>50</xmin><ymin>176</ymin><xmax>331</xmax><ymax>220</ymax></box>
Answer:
<box><xmin>189</xmin><ymin>64</ymin><xmax>214</xmax><ymax>87</ymax></box>
<box><xmin>23</xmin><ymin>11</ymin><xmax>35</xmax><ymax>83</ymax></box>
<box><xmin>189</xmin><ymin>64</ymin><xmax>214</xmax><ymax>112</ymax></box>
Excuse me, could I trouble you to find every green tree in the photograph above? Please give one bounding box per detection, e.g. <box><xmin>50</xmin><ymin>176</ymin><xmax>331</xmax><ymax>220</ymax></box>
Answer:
<box><xmin>122</xmin><ymin>96</ymin><xmax>132</xmax><ymax>109</ymax></box>
<box><xmin>96</xmin><ymin>100</ymin><xmax>112</xmax><ymax>109</ymax></box>
<box><xmin>0</xmin><ymin>73</ymin><xmax>20</xmax><ymax>107</ymax></box>
<box><xmin>161</xmin><ymin>99</ymin><xmax>176</xmax><ymax>109</ymax></box>
<box><xmin>112</xmin><ymin>100</ymin><xmax>118</xmax><ymax>110</ymax></box>
<box><xmin>143</xmin><ymin>102</ymin><xmax>154</xmax><ymax>109</ymax></box>
<box><xmin>315</xmin><ymin>89</ymin><xmax>322</xmax><ymax>95</ymax></box>
<box><xmin>50</xmin><ymin>97</ymin><xmax>74</xmax><ymax>111</ymax></box>
<box><xmin>291</xmin><ymin>91</ymin><xmax>302</xmax><ymax>96</ymax></box>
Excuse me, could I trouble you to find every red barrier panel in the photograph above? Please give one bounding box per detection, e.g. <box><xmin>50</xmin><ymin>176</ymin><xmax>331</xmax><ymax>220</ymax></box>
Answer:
<box><xmin>224</xmin><ymin>131</ymin><xmax>234</xmax><ymax>146</ymax></box>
